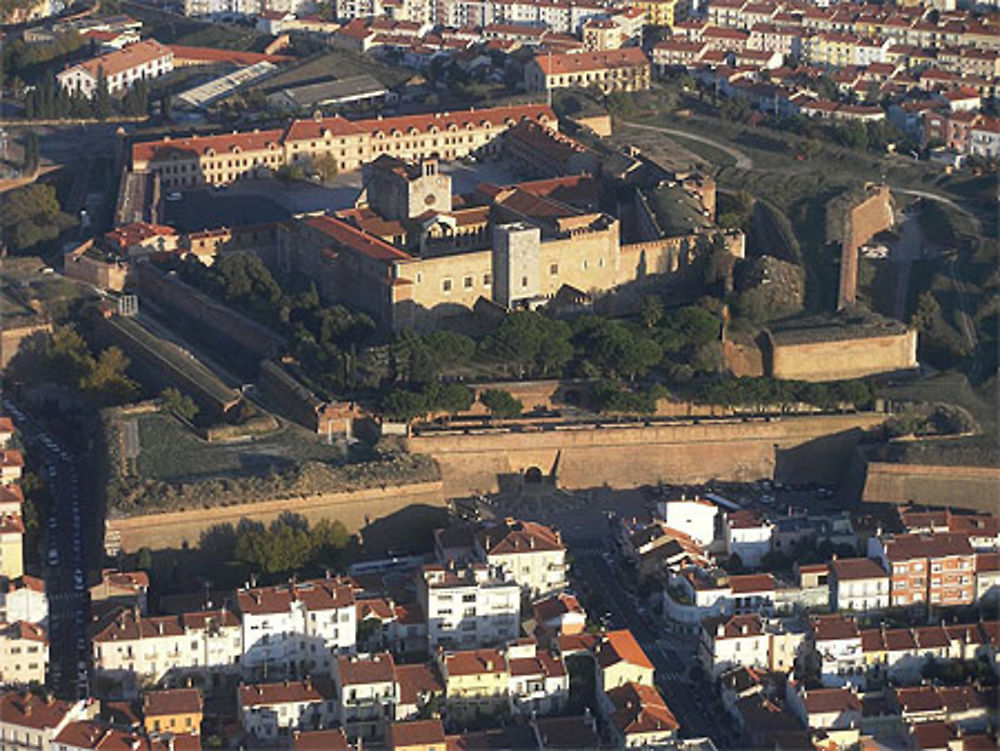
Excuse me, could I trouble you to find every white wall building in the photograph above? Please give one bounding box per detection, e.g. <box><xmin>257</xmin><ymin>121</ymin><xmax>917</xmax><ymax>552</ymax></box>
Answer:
<box><xmin>658</xmin><ymin>498</ymin><xmax>718</xmax><ymax>548</ymax></box>
<box><xmin>0</xmin><ymin>576</ymin><xmax>48</xmax><ymax>625</ymax></box>
<box><xmin>476</xmin><ymin>519</ymin><xmax>568</xmax><ymax>598</ymax></box>
<box><xmin>417</xmin><ymin>563</ymin><xmax>520</xmax><ymax>650</ymax></box>
<box><xmin>239</xmin><ymin>679</ymin><xmax>337</xmax><ymax>740</ymax></box>
<box><xmin>724</xmin><ymin>510</ymin><xmax>774</xmax><ymax>569</ymax></box>
<box><xmin>56</xmin><ymin>40</ymin><xmax>174</xmax><ymax>98</ymax></box>
<box><xmin>830</xmin><ymin>557</ymin><xmax>890</xmax><ymax>612</ymax></box>
<box><xmin>237</xmin><ymin>578</ymin><xmax>357</xmax><ymax>677</ymax></box>
<box><xmin>332</xmin><ymin>652</ymin><xmax>398</xmax><ymax>741</ymax></box>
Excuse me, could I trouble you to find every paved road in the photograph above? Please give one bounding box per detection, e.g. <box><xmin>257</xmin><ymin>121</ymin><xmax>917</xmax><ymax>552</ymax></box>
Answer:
<box><xmin>890</xmin><ymin>209</ymin><xmax>922</xmax><ymax>321</ymax></box>
<box><xmin>571</xmin><ymin>545</ymin><xmax>733</xmax><ymax>748</ymax></box>
<box><xmin>4</xmin><ymin>400</ymin><xmax>91</xmax><ymax>699</ymax></box>
<box><xmin>891</xmin><ymin>188</ymin><xmax>983</xmax><ymax>235</ymax></box>
<box><xmin>620</xmin><ymin>121</ymin><xmax>755</xmax><ymax>169</ymax></box>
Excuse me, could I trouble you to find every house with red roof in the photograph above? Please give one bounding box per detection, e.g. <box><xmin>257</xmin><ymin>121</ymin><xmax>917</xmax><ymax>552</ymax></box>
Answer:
<box><xmin>605</xmin><ymin>682</ymin><xmax>679</xmax><ymax>747</ymax></box>
<box><xmin>524</xmin><ymin>48</ymin><xmax>650</xmax><ymax>94</ymax></box>
<box><xmin>477</xmin><ymin>518</ymin><xmax>567</xmax><ymax>597</ymax></box>
<box><xmin>333</xmin><ymin>652</ymin><xmax>397</xmax><ymax>740</ymax></box>
<box><xmin>238</xmin><ymin>678</ymin><xmax>336</xmax><ymax>740</ymax></box>
<box><xmin>57</xmin><ymin>40</ymin><xmax>174</xmax><ymax>98</ymax></box>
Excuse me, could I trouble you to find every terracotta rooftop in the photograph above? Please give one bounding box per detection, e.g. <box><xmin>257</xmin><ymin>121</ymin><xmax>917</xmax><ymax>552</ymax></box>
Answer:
<box><xmin>479</xmin><ymin>518</ymin><xmax>564</xmax><ymax>556</ymax></box>
<box><xmin>533</xmin><ymin>47</ymin><xmax>648</xmax><ymax>75</ymax></box>
<box><xmin>387</xmin><ymin>719</ymin><xmax>446</xmax><ymax>749</ymax></box>
<box><xmin>293</xmin><ymin>728</ymin><xmax>350</xmax><ymax>750</ymax></box>
<box><xmin>729</xmin><ymin>573</ymin><xmax>776</xmax><ymax>594</ymax></box>
<box><xmin>142</xmin><ymin>688</ymin><xmax>202</xmax><ymax>718</ymax></box>
<box><xmin>337</xmin><ymin>652</ymin><xmax>396</xmax><ymax>685</ymax></box>
<box><xmin>533</xmin><ymin>592</ymin><xmax>584</xmax><ymax>623</ymax></box>
<box><xmin>895</xmin><ymin>686</ymin><xmax>944</xmax><ymax>714</ymax></box>
<box><xmin>62</xmin><ymin>39</ymin><xmax>171</xmax><ymax>81</ymax></box>
<box><xmin>831</xmin><ymin>557</ymin><xmax>888</xmax><ymax>580</ymax></box>
<box><xmin>801</xmin><ymin>687</ymin><xmax>861</xmax><ymax>714</ymax></box>
<box><xmin>443</xmin><ymin>648</ymin><xmax>506</xmax><ymax>676</ymax></box>
<box><xmin>395</xmin><ymin>663</ymin><xmax>444</xmax><ymax>706</ymax></box>
<box><xmin>811</xmin><ymin>614</ymin><xmax>860</xmax><ymax>641</ymax></box>
<box><xmin>0</xmin><ymin>692</ymin><xmax>79</xmax><ymax>730</ymax></box>
<box><xmin>238</xmin><ymin>678</ymin><xmax>334</xmax><ymax>708</ymax></box>
<box><xmin>607</xmin><ymin>682</ymin><xmax>679</xmax><ymax>736</ymax></box>
<box><xmin>883</xmin><ymin>533</ymin><xmax>973</xmax><ymax>561</ymax></box>
<box><xmin>596</xmin><ymin>629</ymin><xmax>654</xmax><ymax>671</ymax></box>
<box><xmin>236</xmin><ymin>577</ymin><xmax>355</xmax><ymax>616</ymax></box>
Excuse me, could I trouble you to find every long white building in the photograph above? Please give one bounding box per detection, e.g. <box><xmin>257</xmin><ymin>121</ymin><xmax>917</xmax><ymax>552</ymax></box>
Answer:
<box><xmin>417</xmin><ymin>563</ymin><xmax>520</xmax><ymax>650</ymax></box>
<box><xmin>56</xmin><ymin>40</ymin><xmax>174</xmax><ymax>98</ymax></box>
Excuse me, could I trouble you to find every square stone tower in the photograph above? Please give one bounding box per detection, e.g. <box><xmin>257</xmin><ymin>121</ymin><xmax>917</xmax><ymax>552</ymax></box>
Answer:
<box><xmin>492</xmin><ymin>223</ymin><xmax>541</xmax><ymax>309</ymax></box>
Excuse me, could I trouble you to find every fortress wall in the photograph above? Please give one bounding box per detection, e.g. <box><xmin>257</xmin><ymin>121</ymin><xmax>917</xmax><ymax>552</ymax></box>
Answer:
<box><xmin>770</xmin><ymin>330</ymin><xmax>917</xmax><ymax>382</ymax></box>
<box><xmin>106</xmin><ymin>480</ymin><xmax>445</xmax><ymax>553</ymax></box>
<box><xmin>861</xmin><ymin>461</ymin><xmax>1000</xmax><ymax>513</ymax></box>
<box><xmin>409</xmin><ymin>413</ymin><xmax>886</xmax><ymax>494</ymax></box>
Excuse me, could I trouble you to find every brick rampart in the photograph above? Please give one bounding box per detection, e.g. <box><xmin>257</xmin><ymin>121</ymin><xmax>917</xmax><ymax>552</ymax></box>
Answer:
<box><xmin>860</xmin><ymin>461</ymin><xmax>1000</xmax><ymax>513</ymax></box>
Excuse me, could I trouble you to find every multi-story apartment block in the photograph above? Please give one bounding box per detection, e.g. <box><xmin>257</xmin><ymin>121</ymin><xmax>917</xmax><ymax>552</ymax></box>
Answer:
<box><xmin>56</xmin><ymin>40</ymin><xmax>174</xmax><ymax>98</ymax></box>
<box><xmin>239</xmin><ymin>679</ymin><xmax>337</xmax><ymax>740</ymax></box>
<box><xmin>92</xmin><ymin>608</ymin><xmax>242</xmax><ymax>683</ymax></box>
<box><xmin>524</xmin><ymin>48</ymin><xmax>651</xmax><ymax>93</ymax></box>
<box><xmin>417</xmin><ymin>563</ymin><xmax>520</xmax><ymax>650</ymax></box>
<box><xmin>89</xmin><ymin>569</ymin><xmax>149</xmax><ymax>615</ymax></box>
<box><xmin>829</xmin><ymin>557</ymin><xmax>890</xmax><ymax>612</ymax></box>
<box><xmin>699</xmin><ymin>614</ymin><xmax>805</xmax><ymax>676</ymax></box>
<box><xmin>899</xmin><ymin>508</ymin><xmax>1000</xmax><ymax>551</ymax></box>
<box><xmin>476</xmin><ymin>519</ymin><xmax>567</xmax><ymax>598</ymax></box>
<box><xmin>595</xmin><ymin>629</ymin><xmax>655</xmax><ymax>692</ymax></box>
<box><xmin>332</xmin><ymin>653</ymin><xmax>398</xmax><ymax>741</ymax></box>
<box><xmin>0</xmin><ymin>623</ymin><xmax>47</xmax><ymax>685</ymax></box>
<box><xmin>0</xmin><ymin>451</ymin><xmax>23</xmax><ymax>486</ymax></box>
<box><xmin>629</xmin><ymin>0</ymin><xmax>678</xmax><ymax>27</ymax></box>
<box><xmin>532</xmin><ymin>593</ymin><xmax>586</xmax><ymax>647</ymax></box>
<box><xmin>0</xmin><ymin>693</ymin><xmax>98</xmax><ymax>750</ymax></box>
<box><xmin>237</xmin><ymin>577</ymin><xmax>357</xmax><ymax>677</ymax></box>
<box><xmin>657</xmin><ymin>496</ymin><xmax>718</xmax><ymax>548</ymax></box>
<box><xmin>868</xmin><ymin>533</ymin><xmax>976</xmax><ymax>607</ymax></box>
<box><xmin>0</xmin><ymin>517</ymin><xmax>25</xmax><ymax>581</ymax></box>
<box><xmin>0</xmin><ymin>418</ymin><xmax>13</xmax><ymax>448</ymax></box>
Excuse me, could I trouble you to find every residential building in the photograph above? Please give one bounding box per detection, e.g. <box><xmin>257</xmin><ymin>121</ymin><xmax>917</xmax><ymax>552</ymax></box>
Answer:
<box><xmin>976</xmin><ymin>552</ymin><xmax>1000</xmax><ymax>603</ymax></box>
<box><xmin>0</xmin><ymin>576</ymin><xmax>47</xmax><ymax>625</ymax></box>
<box><xmin>292</xmin><ymin>727</ymin><xmax>351</xmax><ymax>750</ymax></box>
<box><xmin>438</xmin><ymin>648</ymin><xmax>509</xmax><ymax>725</ymax></box>
<box><xmin>595</xmin><ymin>629</ymin><xmax>655</xmax><ymax>692</ymax></box>
<box><xmin>699</xmin><ymin>614</ymin><xmax>805</xmax><ymax>676</ymax></box>
<box><xmin>56</xmin><ymin>40</ymin><xmax>174</xmax><ymax>97</ymax></box>
<box><xmin>506</xmin><ymin>639</ymin><xmax>569</xmax><ymax>716</ymax></box>
<box><xmin>630</xmin><ymin>0</ymin><xmax>677</xmax><ymax>27</ymax></box>
<box><xmin>785</xmin><ymin>683</ymin><xmax>862</xmax><ymax>730</ymax></box>
<box><xmin>476</xmin><ymin>519</ymin><xmax>567</xmax><ymax>598</ymax></box>
<box><xmin>809</xmin><ymin>614</ymin><xmax>863</xmax><ymax>687</ymax></box>
<box><xmin>237</xmin><ymin>577</ymin><xmax>357</xmax><ymax>676</ymax></box>
<box><xmin>417</xmin><ymin>563</ymin><xmax>520</xmax><ymax>650</ymax></box>
<box><xmin>394</xmin><ymin>662</ymin><xmax>444</xmax><ymax>721</ymax></box>
<box><xmin>0</xmin><ymin>623</ymin><xmax>47</xmax><ymax>685</ymax></box>
<box><xmin>0</xmin><ymin>693</ymin><xmax>98</xmax><ymax>750</ymax></box>
<box><xmin>524</xmin><ymin>49</ymin><xmax>651</xmax><ymax>93</ymax></box>
<box><xmin>332</xmin><ymin>652</ymin><xmax>398</xmax><ymax>741</ymax></box>
<box><xmin>657</xmin><ymin>497</ymin><xmax>718</xmax><ymax>548</ymax></box>
<box><xmin>724</xmin><ymin>510</ymin><xmax>774</xmax><ymax>569</ymax></box>
<box><xmin>532</xmin><ymin>593</ymin><xmax>586</xmax><ymax>647</ymax></box>
<box><xmin>0</xmin><ymin>514</ymin><xmax>24</xmax><ymax>579</ymax></box>
<box><xmin>830</xmin><ymin>557</ymin><xmax>890</xmax><ymax>612</ymax></box>
<box><xmin>0</xmin><ymin>418</ymin><xmax>12</xmax><ymax>448</ymax></box>
<box><xmin>90</xmin><ymin>569</ymin><xmax>150</xmax><ymax>615</ymax></box>
<box><xmin>0</xmin><ymin>452</ymin><xmax>23</xmax><ymax>486</ymax></box>
<box><xmin>54</xmin><ymin>720</ymin><xmax>202</xmax><ymax>750</ymax></box>
<box><xmin>605</xmin><ymin>682</ymin><xmax>679</xmax><ymax>747</ymax></box>
<box><xmin>386</xmin><ymin>719</ymin><xmax>446</xmax><ymax>751</ymax></box>
<box><xmin>92</xmin><ymin>608</ymin><xmax>243</xmax><ymax>684</ymax></box>
<box><xmin>238</xmin><ymin>679</ymin><xmax>337</xmax><ymax>740</ymax></box>
<box><xmin>868</xmin><ymin>532</ymin><xmax>976</xmax><ymax>607</ymax></box>
<box><xmin>142</xmin><ymin>688</ymin><xmax>203</xmax><ymax>736</ymax></box>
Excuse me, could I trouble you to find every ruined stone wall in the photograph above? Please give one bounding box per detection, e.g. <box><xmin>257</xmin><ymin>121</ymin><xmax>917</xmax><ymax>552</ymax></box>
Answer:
<box><xmin>769</xmin><ymin>330</ymin><xmax>917</xmax><ymax>382</ymax></box>
<box><xmin>837</xmin><ymin>184</ymin><xmax>893</xmax><ymax>309</ymax></box>
<box><xmin>106</xmin><ymin>480</ymin><xmax>445</xmax><ymax>552</ymax></box>
<box><xmin>409</xmin><ymin>413</ymin><xmax>886</xmax><ymax>494</ymax></box>
<box><xmin>860</xmin><ymin>461</ymin><xmax>1000</xmax><ymax>513</ymax></box>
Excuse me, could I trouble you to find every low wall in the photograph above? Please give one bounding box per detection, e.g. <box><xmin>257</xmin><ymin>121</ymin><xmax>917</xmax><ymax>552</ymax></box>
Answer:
<box><xmin>409</xmin><ymin>413</ymin><xmax>886</xmax><ymax>494</ymax></box>
<box><xmin>860</xmin><ymin>461</ymin><xmax>1000</xmax><ymax>513</ymax></box>
<box><xmin>106</xmin><ymin>480</ymin><xmax>445</xmax><ymax>553</ymax></box>
<box><xmin>770</xmin><ymin>330</ymin><xmax>917</xmax><ymax>382</ymax></box>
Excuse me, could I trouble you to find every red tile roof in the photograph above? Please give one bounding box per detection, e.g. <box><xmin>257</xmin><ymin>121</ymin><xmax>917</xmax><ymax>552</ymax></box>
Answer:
<box><xmin>0</xmin><ymin>692</ymin><xmax>79</xmax><ymax>730</ymax></box>
<box><xmin>443</xmin><ymin>649</ymin><xmax>506</xmax><ymax>676</ymax></box>
<box><xmin>143</xmin><ymin>688</ymin><xmax>202</xmax><ymax>718</ymax></box>
<box><xmin>883</xmin><ymin>533</ymin><xmax>973</xmax><ymax>561</ymax></box>
<box><xmin>801</xmin><ymin>687</ymin><xmax>861</xmax><ymax>714</ymax></box>
<box><xmin>729</xmin><ymin>573</ymin><xmax>776</xmax><ymax>594</ymax></box>
<box><xmin>63</xmin><ymin>39</ymin><xmax>172</xmax><ymax>81</ymax></box>
<box><xmin>388</xmin><ymin>719</ymin><xmax>446</xmax><ymax>749</ymax></box>
<box><xmin>293</xmin><ymin>729</ymin><xmax>350</xmax><ymax>751</ymax></box>
<box><xmin>236</xmin><ymin>578</ymin><xmax>355</xmax><ymax>616</ymax></box>
<box><xmin>596</xmin><ymin>629</ymin><xmax>654</xmax><ymax>671</ymax></box>
<box><xmin>168</xmin><ymin>44</ymin><xmax>293</xmax><ymax>64</ymax></box>
<box><xmin>811</xmin><ymin>614</ymin><xmax>860</xmax><ymax>641</ymax></box>
<box><xmin>479</xmin><ymin>518</ymin><xmax>564</xmax><ymax>556</ymax></box>
<box><xmin>533</xmin><ymin>47</ymin><xmax>648</xmax><ymax>75</ymax></box>
<box><xmin>395</xmin><ymin>663</ymin><xmax>444</xmax><ymax>705</ymax></box>
<box><xmin>607</xmin><ymin>682</ymin><xmax>679</xmax><ymax>736</ymax></box>
<box><xmin>337</xmin><ymin>653</ymin><xmax>395</xmax><ymax>685</ymax></box>
<box><xmin>304</xmin><ymin>215</ymin><xmax>410</xmax><ymax>263</ymax></box>
<box><xmin>238</xmin><ymin>678</ymin><xmax>334</xmax><ymax>708</ymax></box>
<box><xmin>832</xmin><ymin>557</ymin><xmax>888</xmax><ymax>580</ymax></box>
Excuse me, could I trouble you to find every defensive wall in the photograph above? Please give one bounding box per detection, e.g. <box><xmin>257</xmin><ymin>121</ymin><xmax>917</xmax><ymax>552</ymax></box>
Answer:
<box><xmin>408</xmin><ymin>413</ymin><xmax>886</xmax><ymax>494</ymax></box>
<box><xmin>105</xmin><ymin>479</ymin><xmax>445</xmax><ymax>553</ymax></box>
<box><xmin>0</xmin><ymin>320</ymin><xmax>52</xmax><ymax>370</ymax></box>
<box><xmin>836</xmin><ymin>184</ymin><xmax>893</xmax><ymax>309</ymax></box>
<box><xmin>859</xmin><ymin>461</ymin><xmax>1000</xmax><ymax>513</ymax></box>
<box><xmin>768</xmin><ymin>328</ymin><xmax>918</xmax><ymax>382</ymax></box>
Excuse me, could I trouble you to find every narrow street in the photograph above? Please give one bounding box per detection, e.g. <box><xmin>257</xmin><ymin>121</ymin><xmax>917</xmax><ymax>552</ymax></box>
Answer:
<box><xmin>571</xmin><ymin>546</ymin><xmax>732</xmax><ymax>749</ymax></box>
<box><xmin>4</xmin><ymin>400</ymin><xmax>91</xmax><ymax>699</ymax></box>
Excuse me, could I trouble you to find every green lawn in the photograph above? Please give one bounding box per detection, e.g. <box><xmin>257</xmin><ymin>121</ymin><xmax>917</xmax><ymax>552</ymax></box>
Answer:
<box><xmin>134</xmin><ymin>411</ymin><xmax>347</xmax><ymax>482</ymax></box>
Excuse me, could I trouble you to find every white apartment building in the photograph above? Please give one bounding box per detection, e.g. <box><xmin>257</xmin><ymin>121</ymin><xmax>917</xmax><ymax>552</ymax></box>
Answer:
<box><xmin>657</xmin><ymin>497</ymin><xmax>718</xmax><ymax>548</ymax></box>
<box><xmin>506</xmin><ymin>640</ymin><xmax>569</xmax><ymax>717</ymax></box>
<box><xmin>332</xmin><ymin>652</ymin><xmax>398</xmax><ymax>741</ymax></box>
<box><xmin>417</xmin><ymin>563</ymin><xmax>520</xmax><ymax>650</ymax></box>
<box><xmin>698</xmin><ymin>614</ymin><xmax>805</xmax><ymax>676</ymax></box>
<box><xmin>0</xmin><ymin>693</ymin><xmax>98</xmax><ymax>751</ymax></box>
<box><xmin>0</xmin><ymin>576</ymin><xmax>47</xmax><ymax>625</ymax></box>
<box><xmin>830</xmin><ymin>557</ymin><xmax>890</xmax><ymax>612</ymax></box>
<box><xmin>56</xmin><ymin>40</ymin><xmax>174</xmax><ymax>98</ymax></box>
<box><xmin>239</xmin><ymin>678</ymin><xmax>337</xmax><ymax>740</ymax></box>
<box><xmin>476</xmin><ymin>519</ymin><xmax>567</xmax><ymax>598</ymax></box>
<box><xmin>724</xmin><ymin>510</ymin><xmax>774</xmax><ymax>569</ymax></box>
<box><xmin>92</xmin><ymin>608</ymin><xmax>243</xmax><ymax>684</ymax></box>
<box><xmin>809</xmin><ymin>615</ymin><xmax>863</xmax><ymax>688</ymax></box>
<box><xmin>432</xmin><ymin>0</ymin><xmax>609</xmax><ymax>33</ymax></box>
<box><xmin>970</xmin><ymin>119</ymin><xmax>1000</xmax><ymax>158</ymax></box>
<box><xmin>0</xmin><ymin>622</ymin><xmax>47</xmax><ymax>685</ymax></box>
<box><xmin>237</xmin><ymin>577</ymin><xmax>357</xmax><ymax>677</ymax></box>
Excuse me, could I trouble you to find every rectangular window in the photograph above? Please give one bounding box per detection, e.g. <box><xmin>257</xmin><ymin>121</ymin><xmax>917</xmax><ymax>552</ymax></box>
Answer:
<box><xmin>442</xmin><ymin>279</ymin><xmax>452</xmax><ymax>292</ymax></box>
<box><xmin>549</xmin><ymin>263</ymin><xmax>558</xmax><ymax>275</ymax></box>
<box><xmin>521</xmin><ymin>276</ymin><xmax>528</xmax><ymax>288</ymax></box>
<box><xmin>464</xmin><ymin>276</ymin><xmax>473</xmax><ymax>288</ymax></box>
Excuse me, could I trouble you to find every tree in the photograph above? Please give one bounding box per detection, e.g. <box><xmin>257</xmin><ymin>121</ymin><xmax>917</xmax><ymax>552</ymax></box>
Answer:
<box><xmin>484</xmin><ymin>311</ymin><xmax>573</xmax><ymax>378</ymax></box>
<box><xmin>0</xmin><ymin>182</ymin><xmax>76</xmax><ymax>252</ymax></box>
<box><xmin>80</xmin><ymin>347</ymin><xmax>139</xmax><ymax>405</ymax></box>
<box><xmin>159</xmin><ymin>387</ymin><xmax>199</xmax><ymax>422</ymax></box>
<box><xmin>93</xmin><ymin>65</ymin><xmax>112</xmax><ymax>120</ymax></box>
<box><xmin>314</xmin><ymin>152</ymin><xmax>339</xmax><ymax>181</ymax></box>
<box><xmin>639</xmin><ymin>295</ymin><xmax>664</xmax><ymax>330</ymax></box>
<box><xmin>22</xmin><ymin>129</ymin><xmax>39</xmax><ymax>176</ymax></box>
<box><xmin>44</xmin><ymin>326</ymin><xmax>94</xmax><ymax>386</ymax></box>
<box><xmin>480</xmin><ymin>389</ymin><xmax>523</xmax><ymax>419</ymax></box>
<box><xmin>137</xmin><ymin>547</ymin><xmax>153</xmax><ymax>571</ymax></box>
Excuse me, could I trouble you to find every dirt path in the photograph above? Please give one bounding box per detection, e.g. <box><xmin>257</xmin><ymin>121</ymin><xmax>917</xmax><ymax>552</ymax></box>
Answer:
<box><xmin>620</xmin><ymin>121</ymin><xmax>755</xmax><ymax>169</ymax></box>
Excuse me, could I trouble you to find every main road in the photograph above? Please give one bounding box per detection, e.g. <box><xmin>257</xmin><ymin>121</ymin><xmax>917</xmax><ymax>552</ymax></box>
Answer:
<box><xmin>4</xmin><ymin>400</ymin><xmax>91</xmax><ymax>699</ymax></box>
